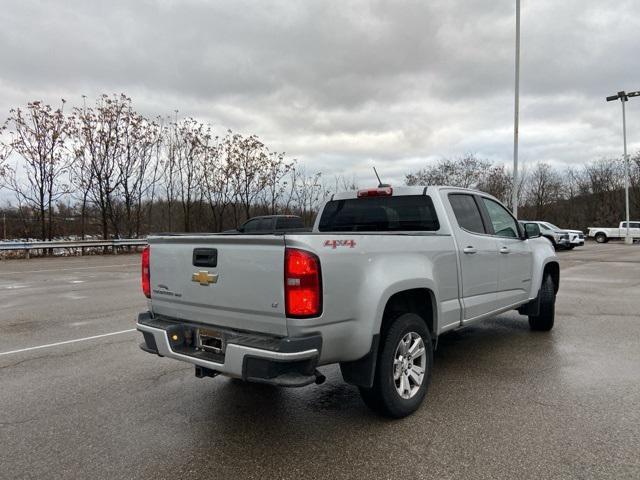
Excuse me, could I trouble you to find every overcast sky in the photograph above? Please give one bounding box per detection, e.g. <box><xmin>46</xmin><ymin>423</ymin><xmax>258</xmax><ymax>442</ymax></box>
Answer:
<box><xmin>1</xmin><ymin>0</ymin><xmax>640</xmax><ymax>188</ymax></box>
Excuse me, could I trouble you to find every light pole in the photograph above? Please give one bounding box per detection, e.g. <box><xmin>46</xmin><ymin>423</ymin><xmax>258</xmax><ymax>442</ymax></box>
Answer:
<box><xmin>606</xmin><ymin>90</ymin><xmax>639</xmax><ymax>245</ymax></box>
<box><xmin>512</xmin><ymin>0</ymin><xmax>521</xmax><ymax>217</ymax></box>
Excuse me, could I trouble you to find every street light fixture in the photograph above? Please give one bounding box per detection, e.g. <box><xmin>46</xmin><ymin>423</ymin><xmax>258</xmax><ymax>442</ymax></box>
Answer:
<box><xmin>606</xmin><ymin>90</ymin><xmax>639</xmax><ymax>245</ymax></box>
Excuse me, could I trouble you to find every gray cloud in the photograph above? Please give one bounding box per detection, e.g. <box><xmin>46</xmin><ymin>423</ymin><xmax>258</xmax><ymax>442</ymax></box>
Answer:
<box><xmin>1</xmin><ymin>0</ymin><xmax>639</xmax><ymax>189</ymax></box>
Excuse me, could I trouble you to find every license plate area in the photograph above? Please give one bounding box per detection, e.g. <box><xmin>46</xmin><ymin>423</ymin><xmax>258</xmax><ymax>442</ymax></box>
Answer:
<box><xmin>196</xmin><ymin>328</ymin><xmax>225</xmax><ymax>354</ymax></box>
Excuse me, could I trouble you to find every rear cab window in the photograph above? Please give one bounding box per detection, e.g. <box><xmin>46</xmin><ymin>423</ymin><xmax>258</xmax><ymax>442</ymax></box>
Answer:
<box><xmin>318</xmin><ymin>195</ymin><xmax>440</xmax><ymax>232</ymax></box>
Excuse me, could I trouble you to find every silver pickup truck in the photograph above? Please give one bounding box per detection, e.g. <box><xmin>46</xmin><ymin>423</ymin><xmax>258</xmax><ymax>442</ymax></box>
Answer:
<box><xmin>137</xmin><ymin>186</ymin><xmax>559</xmax><ymax>417</ymax></box>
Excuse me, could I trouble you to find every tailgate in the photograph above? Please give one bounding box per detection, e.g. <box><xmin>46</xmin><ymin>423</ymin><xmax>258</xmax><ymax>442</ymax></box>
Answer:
<box><xmin>148</xmin><ymin>235</ymin><xmax>287</xmax><ymax>336</ymax></box>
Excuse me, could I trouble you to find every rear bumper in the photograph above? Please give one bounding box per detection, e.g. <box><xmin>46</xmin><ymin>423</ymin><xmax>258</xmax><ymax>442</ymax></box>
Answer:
<box><xmin>137</xmin><ymin>312</ymin><xmax>322</xmax><ymax>387</ymax></box>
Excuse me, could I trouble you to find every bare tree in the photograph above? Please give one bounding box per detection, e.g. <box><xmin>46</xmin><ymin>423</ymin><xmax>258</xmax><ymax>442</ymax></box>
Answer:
<box><xmin>68</xmin><ymin>100</ymin><xmax>94</xmax><ymax>239</ymax></box>
<box><xmin>524</xmin><ymin>162</ymin><xmax>563</xmax><ymax>218</ymax></box>
<box><xmin>476</xmin><ymin>165</ymin><xmax>512</xmax><ymax>205</ymax></box>
<box><xmin>165</xmin><ymin>117</ymin><xmax>208</xmax><ymax>232</ymax></box>
<box><xmin>2</xmin><ymin>100</ymin><xmax>71</xmax><ymax>240</ymax></box>
<box><xmin>0</xmin><ymin>123</ymin><xmax>11</xmax><ymax>188</ymax></box>
<box><xmin>291</xmin><ymin>167</ymin><xmax>324</xmax><ymax>224</ymax></box>
<box><xmin>72</xmin><ymin>94</ymin><xmax>129</xmax><ymax>239</ymax></box>
<box><xmin>117</xmin><ymin>107</ymin><xmax>161</xmax><ymax>237</ymax></box>
<box><xmin>405</xmin><ymin>154</ymin><xmax>492</xmax><ymax>188</ymax></box>
<box><xmin>201</xmin><ymin>133</ymin><xmax>233</xmax><ymax>232</ymax></box>
<box><xmin>227</xmin><ymin>133</ymin><xmax>270</xmax><ymax>223</ymax></box>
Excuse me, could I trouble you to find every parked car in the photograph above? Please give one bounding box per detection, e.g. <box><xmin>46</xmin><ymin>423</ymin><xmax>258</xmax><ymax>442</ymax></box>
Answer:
<box><xmin>230</xmin><ymin>215</ymin><xmax>306</xmax><ymax>233</ymax></box>
<box><xmin>137</xmin><ymin>186</ymin><xmax>559</xmax><ymax>418</ymax></box>
<box><xmin>520</xmin><ymin>221</ymin><xmax>584</xmax><ymax>249</ymax></box>
<box><xmin>588</xmin><ymin>221</ymin><xmax>640</xmax><ymax>243</ymax></box>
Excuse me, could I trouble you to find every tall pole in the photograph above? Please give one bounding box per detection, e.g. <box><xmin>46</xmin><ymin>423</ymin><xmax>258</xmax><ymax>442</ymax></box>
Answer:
<box><xmin>621</xmin><ymin>99</ymin><xmax>631</xmax><ymax>244</ymax></box>
<box><xmin>607</xmin><ymin>90</ymin><xmax>639</xmax><ymax>245</ymax></box>
<box><xmin>512</xmin><ymin>0</ymin><xmax>521</xmax><ymax>217</ymax></box>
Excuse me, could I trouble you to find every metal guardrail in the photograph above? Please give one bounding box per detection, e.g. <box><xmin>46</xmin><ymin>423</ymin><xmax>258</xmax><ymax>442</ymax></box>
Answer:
<box><xmin>0</xmin><ymin>239</ymin><xmax>148</xmax><ymax>258</ymax></box>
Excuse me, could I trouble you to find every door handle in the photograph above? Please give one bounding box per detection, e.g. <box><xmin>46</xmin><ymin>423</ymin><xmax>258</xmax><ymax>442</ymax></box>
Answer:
<box><xmin>500</xmin><ymin>246</ymin><xmax>510</xmax><ymax>254</ymax></box>
<box><xmin>463</xmin><ymin>246</ymin><xmax>477</xmax><ymax>254</ymax></box>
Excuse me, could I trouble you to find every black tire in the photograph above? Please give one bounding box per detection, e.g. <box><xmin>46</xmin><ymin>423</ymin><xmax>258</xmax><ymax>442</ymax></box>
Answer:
<box><xmin>359</xmin><ymin>313</ymin><xmax>433</xmax><ymax>418</ymax></box>
<box><xmin>567</xmin><ymin>245</ymin><xmax>575</xmax><ymax>250</ymax></box>
<box><xmin>529</xmin><ymin>275</ymin><xmax>555</xmax><ymax>331</ymax></box>
<box><xmin>595</xmin><ymin>232</ymin><xmax>607</xmax><ymax>244</ymax></box>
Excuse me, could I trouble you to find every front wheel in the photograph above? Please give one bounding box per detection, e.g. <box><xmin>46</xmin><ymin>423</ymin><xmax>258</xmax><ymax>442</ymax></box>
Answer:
<box><xmin>595</xmin><ymin>232</ymin><xmax>607</xmax><ymax>243</ymax></box>
<box><xmin>529</xmin><ymin>275</ymin><xmax>555</xmax><ymax>331</ymax></box>
<box><xmin>359</xmin><ymin>313</ymin><xmax>433</xmax><ymax>418</ymax></box>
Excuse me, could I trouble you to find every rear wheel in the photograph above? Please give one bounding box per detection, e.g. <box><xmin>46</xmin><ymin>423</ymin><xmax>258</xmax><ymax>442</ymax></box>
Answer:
<box><xmin>529</xmin><ymin>274</ymin><xmax>555</xmax><ymax>331</ymax></box>
<box><xmin>595</xmin><ymin>232</ymin><xmax>607</xmax><ymax>243</ymax></box>
<box><xmin>359</xmin><ymin>313</ymin><xmax>433</xmax><ymax>418</ymax></box>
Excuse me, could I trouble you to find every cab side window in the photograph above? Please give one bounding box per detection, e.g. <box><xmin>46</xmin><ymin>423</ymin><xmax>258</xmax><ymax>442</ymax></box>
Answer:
<box><xmin>481</xmin><ymin>198</ymin><xmax>519</xmax><ymax>238</ymax></box>
<box><xmin>242</xmin><ymin>219</ymin><xmax>259</xmax><ymax>233</ymax></box>
<box><xmin>449</xmin><ymin>194</ymin><xmax>486</xmax><ymax>234</ymax></box>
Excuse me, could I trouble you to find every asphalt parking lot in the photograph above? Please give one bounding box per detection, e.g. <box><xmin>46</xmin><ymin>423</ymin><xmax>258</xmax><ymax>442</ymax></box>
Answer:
<box><xmin>1</xmin><ymin>243</ymin><xmax>639</xmax><ymax>480</ymax></box>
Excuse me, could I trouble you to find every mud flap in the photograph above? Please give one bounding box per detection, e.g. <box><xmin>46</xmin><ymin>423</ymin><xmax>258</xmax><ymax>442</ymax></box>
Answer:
<box><xmin>339</xmin><ymin>335</ymin><xmax>380</xmax><ymax>388</ymax></box>
<box><xmin>517</xmin><ymin>288</ymin><xmax>542</xmax><ymax>317</ymax></box>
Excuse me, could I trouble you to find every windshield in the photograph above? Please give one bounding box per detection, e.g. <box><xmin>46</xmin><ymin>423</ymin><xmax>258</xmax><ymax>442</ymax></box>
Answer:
<box><xmin>543</xmin><ymin>222</ymin><xmax>561</xmax><ymax>230</ymax></box>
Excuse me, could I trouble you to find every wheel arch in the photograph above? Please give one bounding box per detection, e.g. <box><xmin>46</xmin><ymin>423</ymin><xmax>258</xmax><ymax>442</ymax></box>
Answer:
<box><xmin>341</xmin><ymin>285</ymin><xmax>438</xmax><ymax>389</ymax></box>
<box><xmin>543</xmin><ymin>260</ymin><xmax>560</xmax><ymax>294</ymax></box>
<box><xmin>379</xmin><ymin>288</ymin><xmax>436</xmax><ymax>339</ymax></box>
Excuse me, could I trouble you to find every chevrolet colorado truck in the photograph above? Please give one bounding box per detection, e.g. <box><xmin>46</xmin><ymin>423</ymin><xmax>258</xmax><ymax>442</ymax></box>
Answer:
<box><xmin>137</xmin><ymin>186</ymin><xmax>559</xmax><ymax>418</ymax></box>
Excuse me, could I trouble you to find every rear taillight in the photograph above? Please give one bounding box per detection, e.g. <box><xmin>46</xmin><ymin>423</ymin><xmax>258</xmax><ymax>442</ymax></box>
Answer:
<box><xmin>285</xmin><ymin>248</ymin><xmax>321</xmax><ymax>318</ymax></box>
<box><xmin>142</xmin><ymin>245</ymin><xmax>150</xmax><ymax>298</ymax></box>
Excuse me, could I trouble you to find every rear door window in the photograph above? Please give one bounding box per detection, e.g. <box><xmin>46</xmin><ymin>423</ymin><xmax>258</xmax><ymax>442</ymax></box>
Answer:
<box><xmin>318</xmin><ymin>195</ymin><xmax>439</xmax><ymax>232</ymax></box>
<box><xmin>242</xmin><ymin>219</ymin><xmax>259</xmax><ymax>233</ymax></box>
<box><xmin>257</xmin><ymin>218</ymin><xmax>273</xmax><ymax>231</ymax></box>
<box><xmin>448</xmin><ymin>194</ymin><xmax>486</xmax><ymax>234</ymax></box>
<box><xmin>276</xmin><ymin>217</ymin><xmax>304</xmax><ymax>230</ymax></box>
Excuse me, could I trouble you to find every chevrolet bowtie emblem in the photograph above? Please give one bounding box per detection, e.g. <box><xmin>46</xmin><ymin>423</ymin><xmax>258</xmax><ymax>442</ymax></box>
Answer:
<box><xmin>192</xmin><ymin>270</ymin><xmax>218</xmax><ymax>286</ymax></box>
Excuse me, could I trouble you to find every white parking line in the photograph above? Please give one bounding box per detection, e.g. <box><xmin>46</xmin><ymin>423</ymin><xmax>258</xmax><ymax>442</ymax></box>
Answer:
<box><xmin>0</xmin><ymin>329</ymin><xmax>137</xmax><ymax>356</ymax></box>
<box><xmin>0</xmin><ymin>264</ymin><xmax>138</xmax><ymax>275</ymax></box>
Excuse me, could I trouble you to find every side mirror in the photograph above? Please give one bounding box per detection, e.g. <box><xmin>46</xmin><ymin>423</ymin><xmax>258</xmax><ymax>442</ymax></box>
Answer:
<box><xmin>523</xmin><ymin>222</ymin><xmax>541</xmax><ymax>239</ymax></box>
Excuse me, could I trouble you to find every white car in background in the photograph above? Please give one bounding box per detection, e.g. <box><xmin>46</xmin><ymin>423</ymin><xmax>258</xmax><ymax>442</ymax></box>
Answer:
<box><xmin>521</xmin><ymin>221</ymin><xmax>584</xmax><ymax>250</ymax></box>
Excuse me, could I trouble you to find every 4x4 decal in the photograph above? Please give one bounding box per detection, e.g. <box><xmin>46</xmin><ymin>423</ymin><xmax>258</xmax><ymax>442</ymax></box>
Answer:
<box><xmin>323</xmin><ymin>239</ymin><xmax>356</xmax><ymax>249</ymax></box>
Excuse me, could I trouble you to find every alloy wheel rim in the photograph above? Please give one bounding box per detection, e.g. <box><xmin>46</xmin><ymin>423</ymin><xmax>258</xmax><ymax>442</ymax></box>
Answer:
<box><xmin>393</xmin><ymin>332</ymin><xmax>426</xmax><ymax>399</ymax></box>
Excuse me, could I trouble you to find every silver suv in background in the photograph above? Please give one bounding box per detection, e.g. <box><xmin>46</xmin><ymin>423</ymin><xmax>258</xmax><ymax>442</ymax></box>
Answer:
<box><xmin>521</xmin><ymin>221</ymin><xmax>584</xmax><ymax>249</ymax></box>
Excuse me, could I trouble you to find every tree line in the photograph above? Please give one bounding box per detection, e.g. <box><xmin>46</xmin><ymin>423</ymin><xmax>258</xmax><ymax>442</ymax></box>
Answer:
<box><xmin>1</xmin><ymin>94</ymin><xmax>638</xmax><ymax>241</ymax></box>
<box><xmin>406</xmin><ymin>153</ymin><xmax>640</xmax><ymax>229</ymax></box>
<box><xmin>0</xmin><ymin>94</ymin><xmax>348</xmax><ymax>240</ymax></box>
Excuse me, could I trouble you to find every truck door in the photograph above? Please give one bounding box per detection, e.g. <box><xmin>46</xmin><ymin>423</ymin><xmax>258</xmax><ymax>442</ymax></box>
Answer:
<box><xmin>478</xmin><ymin>197</ymin><xmax>533</xmax><ymax>307</ymax></box>
<box><xmin>447</xmin><ymin>193</ymin><xmax>500</xmax><ymax>320</ymax></box>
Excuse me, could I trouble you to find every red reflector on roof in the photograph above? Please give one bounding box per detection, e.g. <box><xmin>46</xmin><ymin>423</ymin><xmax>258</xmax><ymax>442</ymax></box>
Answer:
<box><xmin>357</xmin><ymin>186</ymin><xmax>393</xmax><ymax>198</ymax></box>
